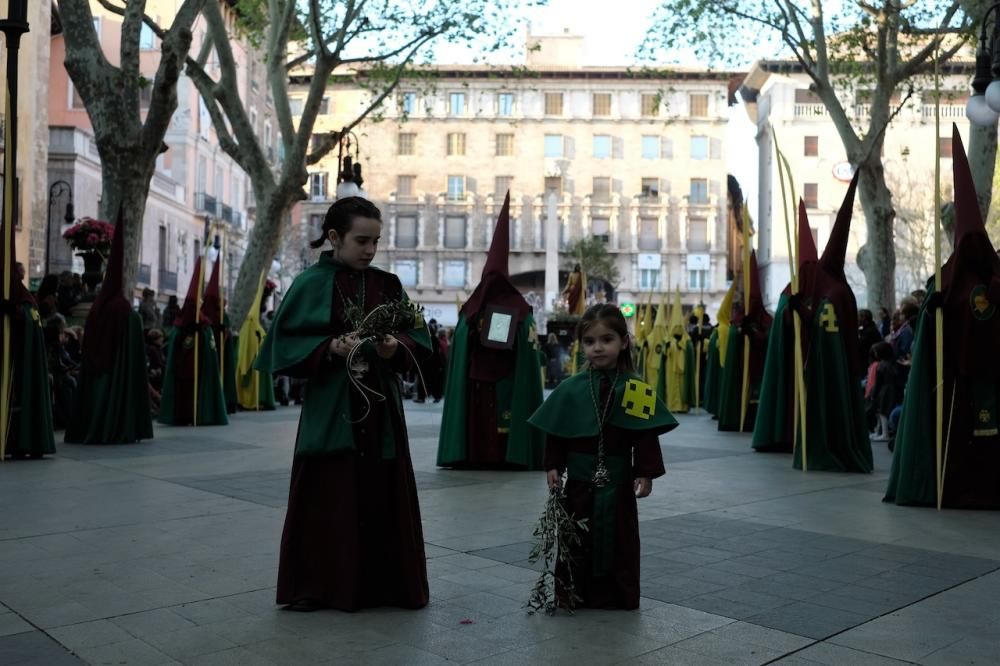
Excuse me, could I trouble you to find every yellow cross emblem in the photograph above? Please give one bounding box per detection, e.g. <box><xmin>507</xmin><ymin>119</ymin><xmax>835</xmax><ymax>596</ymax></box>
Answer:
<box><xmin>819</xmin><ymin>303</ymin><xmax>838</xmax><ymax>332</ymax></box>
<box><xmin>622</xmin><ymin>379</ymin><xmax>656</xmax><ymax>420</ymax></box>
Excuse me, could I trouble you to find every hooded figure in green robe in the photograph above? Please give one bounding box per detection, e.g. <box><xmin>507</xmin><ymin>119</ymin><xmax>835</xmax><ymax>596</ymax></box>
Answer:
<box><xmin>65</xmin><ymin>208</ymin><xmax>153</xmax><ymax>444</ymax></box>
<box><xmin>437</xmin><ymin>192</ymin><xmax>545</xmax><ymax>469</ymax></box>
<box><xmin>1</xmin><ymin>225</ymin><xmax>54</xmax><ymax>459</ymax></box>
<box><xmin>202</xmin><ymin>257</ymin><xmax>238</xmax><ymax>413</ymax></box>
<box><xmin>717</xmin><ymin>250</ymin><xmax>772</xmax><ymax>432</ymax></box>
<box><xmin>885</xmin><ymin>126</ymin><xmax>1000</xmax><ymax>508</ymax></box>
<box><xmin>753</xmin><ymin>172</ymin><xmax>872</xmax><ymax>472</ymax></box>
<box><xmin>158</xmin><ymin>257</ymin><xmax>229</xmax><ymax>426</ymax></box>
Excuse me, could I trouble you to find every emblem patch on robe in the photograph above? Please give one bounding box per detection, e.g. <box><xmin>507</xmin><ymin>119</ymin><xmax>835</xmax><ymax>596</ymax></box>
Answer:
<box><xmin>970</xmin><ymin>285</ymin><xmax>996</xmax><ymax>321</ymax></box>
<box><xmin>819</xmin><ymin>303</ymin><xmax>839</xmax><ymax>332</ymax></box>
<box><xmin>622</xmin><ymin>379</ymin><xmax>656</xmax><ymax>420</ymax></box>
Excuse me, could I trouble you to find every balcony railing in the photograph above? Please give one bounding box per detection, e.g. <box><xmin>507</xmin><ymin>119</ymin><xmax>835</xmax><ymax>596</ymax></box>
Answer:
<box><xmin>158</xmin><ymin>269</ymin><xmax>178</xmax><ymax>292</ymax></box>
<box><xmin>794</xmin><ymin>103</ymin><xmax>827</xmax><ymax>117</ymax></box>
<box><xmin>921</xmin><ymin>104</ymin><xmax>966</xmax><ymax>118</ymax></box>
<box><xmin>195</xmin><ymin>192</ymin><xmax>219</xmax><ymax>216</ymax></box>
<box><xmin>221</xmin><ymin>204</ymin><xmax>233</xmax><ymax>224</ymax></box>
<box><xmin>137</xmin><ymin>263</ymin><xmax>151</xmax><ymax>285</ymax></box>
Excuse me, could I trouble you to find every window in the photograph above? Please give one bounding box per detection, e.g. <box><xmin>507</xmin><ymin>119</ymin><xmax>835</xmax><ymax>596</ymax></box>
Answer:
<box><xmin>496</xmin><ymin>133</ymin><xmax>514</xmax><ymax>156</ymax></box>
<box><xmin>443</xmin><ymin>260</ymin><xmax>467</xmax><ymax>287</ymax></box>
<box><xmin>447</xmin><ymin>133</ymin><xmax>466</xmax><ymax>156</ymax></box>
<box><xmin>939</xmin><ymin>137</ymin><xmax>953</xmax><ymax>159</ymax></box>
<box><xmin>194</xmin><ymin>238</ymin><xmax>201</xmax><ymax>260</ymax></box>
<box><xmin>70</xmin><ymin>82</ymin><xmax>86</xmax><ymax>109</ymax></box>
<box><xmin>158</xmin><ymin>225</ymin><xmax>167</xmax><ymax>268</ymax></box>
<box><xmin>641</xmin><ymin>178</ymin><xmax>659</xmax><ymax>198</ymax></box>
<box><xmin>803</xmin><ymin>182</ymin><xmax>818</xmax><ymax>208</ymax></box>
<box><xmin>544</xmin><ymin>92</ymin><xmax>564</xmax><ymax>115</ymax></box>
<box><xmin>396</xmin><ymin>216</ymin><xmax>418</xmax><ymax>249</ymax></box>
<box><xmin>804</xmin><ymin>135</ymin><xmax>819</xmax><ymax>157</ymax></box>
<box><xmin>495</xmin><ymin>176</ymin><xmax>513</xmax><ymax>196</ymax></box>
<box><xmin>592</xmin><ymin>177</ymin><xmax>611</xmax><ymax>199</ymax></box>
<box><xmin>689</xmin><ymin>178</ymin><xmax>708</xmax><ymax>204</ymax></box>
<box><xmin>449</xmin><ymin>93</ymin><xmax>465</xmax><ymax>116</ymax></box>
<box><xmin>396</xmin><ymin>175</ymin><xmax>415</xmax><ymax>197</ymax></box>
<box><xmin>395</xmin><ymin>260</ymin><xmax>418</xmax><ymax>287</ymax></box>
<box><xmin>639</xmin><ymin>269</ymin><xmax>661</xmax><ymax>290</ymax></box>
<box><xmin>289</xmin><ymin>97</ymin><xmax>304</xmax><ymax>116</ymax></box>
<box><xmin>593</xmin><ymin>93</ymin><xmax>611</xmax><ymax>116</ymax></box>
<box><xmin>397</xmin><ymin>132</ymin><xmax>415</xmax><ymax>155</ymax></box>
<box><xmin>544</xmin><ymin>134</ymin><xmax>564</xmax><ymax>158</ymax></box>
<box><xmin>690</xmin><ymin>136</ymin><xmax>708</xmax><ymax>160</ymax></box>
<box><xmin>198</xmin><ymin>96</ymin><xmax>211</xmax><ymax>139</ymax></box>
<box><xmin>318</xmin><ymin>97</ymin><xmax>331</xmax><ymax>115</ymax></box>
<box><xmin>214</xmin><ymin>166</ymin><xmax>224</xmax><ymax>199</ymax></box>
<box><xmin>264</xmin><ymin>123</ymin><xmax>272</xmax><ymax>154</ymax></box>
<box><xmin>592</xmin><ymin>217</ymin><xmax>610</xmax><ymax>243</ymax></box>
<box><xmin>544</xmin><ymin>177</ymin><xmax>562</xmax><ymax>197</ymax></box>
<box><xmin>497</xmin><ymin>93</ymin><xmax>514</xmax><ymax>116</ymax></box>
<box><xmin>444</xmin><ymin>216</ymin><xmax>467</xmax><ymax>248</ymax></box>
<box><xmin>688</xmin><ymin>217</ymin><xmax>708</xmax><ymax>250</ymax></box>
<box><xmin>309</xmin><ymin>214</ymin><xmax>324</xmax><ymax>234</ymax></box>
<box><xmin>639</xmin><ymin>218</ymin><xmax>660</xmax><ymax>251</ymax></box>
<box><xmin>309</xmin><ymin>172</ymin><xmax>327</xmax><ymax>200</ymax></box>
<box><xmin>641</xmin><ymin>94</ymin><xmax>660</xmax><ymax>117</ymax></box>
<box><xmin>140</xmin><ymin>23</ymin><xmax>155</xmax><ymax>49</ymax></box>
<box><xmin>690</xmin><ymin>93</ymin><xmax>709</xmax><ymax>117</ymax></box>
<box><xmin>593</xmin><ymin>135</ymin><xmax>611</xmax><ymax>159</ymax></box>
<box><xmin>688</xmin><ymin>269</ymin><xmax>708</xmax><ymax>290</ymax></box>
<box><xmin>447</xmin><ymin>175</ymin><xmax>465</xmax><ymax>201</ymax></box>
<box><xmin>400</xmin><ymin>92</ymin><xmax>416</xmax><ymax>115</ymax></box>
<box><xmin>641</xmin><ymin>135</ymin><xmax>660</xmax><ymax>159</ymax></box>
<box><xmin>139</xmin><ymin>84</ymin><xmax>152</xmax><ymax>108</ymax></box>
<box><xmin>196</xmin><ymin>156</ymin><xmax>207</xmax><ymax>192</ymax></box>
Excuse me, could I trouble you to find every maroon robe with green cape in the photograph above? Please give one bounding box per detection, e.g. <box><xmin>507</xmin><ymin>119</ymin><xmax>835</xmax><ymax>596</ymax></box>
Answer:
<box><xmin>529</xmin><ymin>370</ymin><xmax>676</xmax><ymax>608</ymax></box>
<box><xmin>255</xmin><ymin>254</ymin><xmax>431</xmax><ymax>610</ymax></box>
<box><xmin>886</xmin><ymin>127</ymin><xmax>1000</xmax><ymax>508</ymax></box>
<box><xmin>202</xmin><ymin>259</ymin><xmax>238</xmax><ymax>413</ymax></box>
<box><xmin>65</xmin><ymin>209</ymin><xmax>152</xmax><ymax>444</ymax></box>
<box><xmin>437</xmin><ymin>192</ymin><xmax>545</xmax><ymax>469</ymax></box>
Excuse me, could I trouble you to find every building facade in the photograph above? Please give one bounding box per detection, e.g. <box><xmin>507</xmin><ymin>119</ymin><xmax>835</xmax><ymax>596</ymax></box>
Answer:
<box><xmin>46</xmin><ymin>1</ymin><xmax>271</xmax><ymax>302</ymax></box>
<box><xmin>740</xmin><ymin>59</ymin><xmax>974</xmax><ymax>309</ymax></box>
<box><xmin>291</xmin><ymin>33</ymin><xmax>737</xmax><ymax>327</ymax></box>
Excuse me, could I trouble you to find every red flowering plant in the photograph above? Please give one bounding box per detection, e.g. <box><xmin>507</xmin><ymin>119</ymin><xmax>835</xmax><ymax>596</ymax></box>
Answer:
<box><xmin>62</xmin><ymin>217</ymin><xmax>115</xmax><ymax>254</ymax></box>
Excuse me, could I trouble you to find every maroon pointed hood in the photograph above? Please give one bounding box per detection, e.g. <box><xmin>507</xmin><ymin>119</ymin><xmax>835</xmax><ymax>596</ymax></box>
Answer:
<box><xmin>820</xmin><ymin>170</ymin><xmax>860</xmax><ymax>279</ymax></box>
<box><xmin>83</xmin><ymin>207</ymin><xmax>132</xmax><ymax>372</ymax></box>
<box><xmin>747</xmin><ymin>250</ymin><xmax>771</xmax><ymax>324</ymax></box>
<box><xmin>175</xmin><ymin>257</ymin><xmax>208</xmax><ymax>328</ymax></box>
<box><xmin>201</xmin><ymin>256</ymin><xmax>223</xmax><ymax>325</ymax></box>
<box><xmin>946</xmin><ymin>124</ymin><xmax>1000</xmax><ymax>285</ymax></box>
<box><xmin>798</xmin><ymin>198</ymin><xmax>818</xmax><ymax>271</ymax></box>
<box><xmin>461</xmin><ymin>191</ymin><xmax>530</xmax><ymax>320</ymax></box>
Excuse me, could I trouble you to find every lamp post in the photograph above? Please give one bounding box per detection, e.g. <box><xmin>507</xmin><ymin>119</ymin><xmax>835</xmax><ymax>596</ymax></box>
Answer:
<box><xmin>334</xmin><ymin>129</ymin><xmax>367</xmax><ymax>200</ymax></box>
<box><xmin>967</xmin><ymin>1</ymin><xmax>1000</xmax><ymax>126</ymax></box>
<box><xmin>45</xmin><ymin>180</ymin><xmax>75</xmax><ymax>276</ymax></box>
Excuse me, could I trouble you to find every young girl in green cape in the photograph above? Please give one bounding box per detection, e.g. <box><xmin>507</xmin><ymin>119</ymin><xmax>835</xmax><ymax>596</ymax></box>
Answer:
<box><xmin>528</xmin><ymin>304</ymin><xmax>677</xmax><ymax>609</ymax></box>
<box><xmin>255</xmin><ymin>197</ymin><xmax>430</xmax><ymax>612</ymax></box>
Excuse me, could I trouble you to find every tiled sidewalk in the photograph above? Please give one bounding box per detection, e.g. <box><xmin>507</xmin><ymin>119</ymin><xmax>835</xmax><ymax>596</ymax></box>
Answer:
<box><xmin>2</xmin><ymin>404</ymin><xmax>1000</xmax><ymax>665</ymax></box>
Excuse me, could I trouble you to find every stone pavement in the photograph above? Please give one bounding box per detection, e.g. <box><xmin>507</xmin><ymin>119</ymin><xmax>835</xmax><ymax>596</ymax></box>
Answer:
<box><xmin>2</xmin><ymin>403</ymin><xmax>1000</xmax><ymax>665</ymax></box>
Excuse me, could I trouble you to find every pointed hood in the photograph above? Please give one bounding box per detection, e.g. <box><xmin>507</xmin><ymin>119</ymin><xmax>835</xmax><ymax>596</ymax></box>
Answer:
<box><xmin>83</xmin><ymin>208</ymin><xmax>133</xmax><ymax>372</ymax></box>
<box><xmin>946</xmin><ymin>124</ymin><xmax>1000</xmax><ymax>285</ymax></box>
<box><xmin>202</xmin><ymin>255</ymin><xmax>224</xmax><ymax>325</ymax></box>
<box><xmin>797</xmin><ymin>198</ymin><xmax>818</xmax><ymax>270</ymax></box>
<box><xmin>819</xmin><ymin>170</ymin><xmax>860</xmax><ymax>279</ymax></box>
<box><xmin>175</xmin><ymin>257</ymin><xmax>208</xmax><ymax>328</ymax></box>
<box><xmin>669</xmin><ymin>287</ymin><xmax>686</xmax><ymax>340</ymax></box>
<box><xmin>461</xmin><ymin>191</ymin><xmax>531</xmax><ymax>321</ymax></box>
<box><xmin>236</xmin><ymin>272</ymin><xmax>268</xmax><ymax>409</ymax></box>
<box><xmin>746</xmin><ymin>250</ymin><xmax>767</xmax><ymax>320</ymax></box>
<box><xmin>646</xmin><ymin>292</ymin><xmax>667</xmax><ymax>351</ymax></box>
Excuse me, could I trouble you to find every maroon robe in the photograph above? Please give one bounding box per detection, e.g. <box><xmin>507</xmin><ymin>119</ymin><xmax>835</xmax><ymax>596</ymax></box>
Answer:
<box><xmin>276</xmin><ymin>267</ymin><xmax>429</xmax><ymax>611</ymax></box>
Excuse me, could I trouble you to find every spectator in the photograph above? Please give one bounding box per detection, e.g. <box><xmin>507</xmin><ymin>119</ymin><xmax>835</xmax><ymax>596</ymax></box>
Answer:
<box><xmin>36</xmin><ymin>275</ymin><xmax>59</xmax><ymax>321</ymax></box>
<box><xmin>44</xmin><ymin>317</ymin><xmax>79</xmax><ymax>429</ymax></box>
<box><xmin>892</xmin><ymin>299</ymin><xmax>920</xmax><ymax>360</ymax></box>
<box><xmin>857</xmin><ymin>309</ymin><xmax>882</xmax><ymax>378</ymax></box>
<box><xmin>139</xmin><ymin>288</ymin><xmax>162</xmax><ymax>330</ymax></box>
<box><xmin>544</xmin><ymin>332</ymin><xmax>564</xmax><ymax>388</ymax></box>
<box><xmin>878</xmin><ymin>306</ymin><xmax>891</xmax><ymax>338</ymax></box>
<box><xmin>161</xmin><ymin>295</ymin><xmax>180</xmax><ymax>331</ymax></box>
<box><xmin>867</xmin><ymin>342</ymin><xmax>899</xmax><ymax>442</ymax></box>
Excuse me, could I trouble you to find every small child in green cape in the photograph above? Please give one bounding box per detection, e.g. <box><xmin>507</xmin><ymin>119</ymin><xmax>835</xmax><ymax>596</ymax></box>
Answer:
<box><xmin>528</xmin><ymin>304</ymin><xmax>678</xmax><ymax>610</ymax></box>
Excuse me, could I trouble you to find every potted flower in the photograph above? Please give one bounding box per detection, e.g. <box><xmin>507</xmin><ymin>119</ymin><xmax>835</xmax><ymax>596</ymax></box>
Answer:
<box><xmin>63</xmin><ymin>217</ymin><xmax>115</xmax><ymax>291</ymax></box>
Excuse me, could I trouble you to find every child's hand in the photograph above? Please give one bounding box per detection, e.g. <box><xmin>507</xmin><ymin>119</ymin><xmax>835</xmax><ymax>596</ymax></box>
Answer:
<box><xmin>634</xmin><ymin>477</ymin><xmax>652</xmax><ymax>498</ymax></box>
<box><xmin>376</xmin><ymin>335</ymin><xmax>399</xmax><ymax>359</ymax></box>
<box><xmin>546</xmin><ymin>469</ymin><xmax>561</xmax><ymax>490</ymax></box>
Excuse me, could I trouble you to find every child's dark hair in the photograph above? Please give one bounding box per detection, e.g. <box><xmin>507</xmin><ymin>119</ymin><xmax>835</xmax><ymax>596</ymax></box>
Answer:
<box><xmin>872</xmin><ymin>341</ymin><xmax>895</xmax><ymax>362</ymax></box>
<box><xmin>309</xmin><ymin>196</ymin><xmax>382</xmax><ymax>248</ymax></box>
<box><xmin>577</xmin><ymin>303</ymin><xmax>634</xmax><ymax>371</ymax></box>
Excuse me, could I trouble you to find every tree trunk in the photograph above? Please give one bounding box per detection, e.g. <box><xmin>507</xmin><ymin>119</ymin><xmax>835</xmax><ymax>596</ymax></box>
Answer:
<box><xmin>855</xmin><ymin>157</ymin><xmax>897</xmax><ymax>313</ymax></box>
<box><xmin>227</xmin><ymin>188</ymin><xmax>297</xmax><ymax>328</ymax></box>
<box><xmin>96</xmin><ymin>145</ymin><xmax>155</xmax><ymax>297</ymax></box>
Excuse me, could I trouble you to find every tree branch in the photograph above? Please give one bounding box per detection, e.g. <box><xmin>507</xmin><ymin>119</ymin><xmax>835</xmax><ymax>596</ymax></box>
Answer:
<box><xmin>120</xmin><ymin>0</ymin><xmax>145</xmax><ymax>116</ymax></box>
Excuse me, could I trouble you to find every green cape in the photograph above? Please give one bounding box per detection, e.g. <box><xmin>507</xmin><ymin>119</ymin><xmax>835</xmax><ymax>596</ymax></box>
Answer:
<box><xmin>255</xmin><ymin>256</ymin><xmax>429</xmax><ymax>456</ymax></box>
<box><xmin>436</xmin><ymin>312</ymin><xmax>545</xmax><ymax>468</ymax></box>
<box><xmin>5</xmin><ymin>304</ymin><xmax>55</xmax><ymax>457</ymax></box>
<box><xmin>65</xmin><ymin>311</ymin><xmax>153</xmax><ymax>444</ymax></box>
<box><xmin>158</xmin><ymin>327</ymin><xmax>229</xmax><ymax>427</ymax></box>
<box><xmin>703</xmin><ymin>329</ymin><xmax>721</xmax><ymax>416</ymax></box>
<box><xmin>528</xmin><ymin>370</ymin><xmax>678</xmax><ymax>438</ymax></box>
<box><xmin>716</xmin><ymin>327</ymin><xmax>763</xmax><ymax>432</ymax></box>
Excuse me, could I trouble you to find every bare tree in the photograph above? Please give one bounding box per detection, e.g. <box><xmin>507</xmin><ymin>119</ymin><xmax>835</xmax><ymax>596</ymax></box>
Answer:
<box><xmin>644</xmin><ymin>0</ymin><xmax>978</xmax><ymax>313</ymax></box>
<box><xmin>887</xmin><ymin>167</ymin><xmax>953</xmax><ymax>296</ymax></box>
<box><xmin>60</xmin><ymin>0</ymin><xmax>207</xmax><ymax>289</ymax></box>
<box><xmin>124</xmin><ymin>0</ymin><xmax>537</xmax><ymax>327</ymax></box>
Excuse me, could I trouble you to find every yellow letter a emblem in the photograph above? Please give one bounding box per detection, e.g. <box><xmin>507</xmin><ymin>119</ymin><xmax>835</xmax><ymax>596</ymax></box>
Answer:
<box><xmin>623</xmin><ymin>379</ymin><xmax>656</xmax><ymax>420</ymax></box>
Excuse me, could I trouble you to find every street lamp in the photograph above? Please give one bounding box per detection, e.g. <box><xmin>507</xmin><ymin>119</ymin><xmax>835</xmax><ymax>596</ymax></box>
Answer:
<box><xmin>334</xmin><ymin>129</ymin><xmax>367</xmax><ymax>200</ymax></box>
<box><xmin>968</xmin><ymin>1</ymin><xmax>1000</xmax><ymax>126</ymax></box>
<box><xmin>45</xmin><ymin>180</ymin><xmax>75</xmax><ymax>276</ymax></box>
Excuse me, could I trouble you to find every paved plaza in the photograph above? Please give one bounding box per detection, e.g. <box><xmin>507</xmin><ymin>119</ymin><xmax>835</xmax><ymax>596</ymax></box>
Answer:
<box><xmin>2</xmin><ymin>402</ymin><xmax>1000</xmax><ymax>665</ymax></box>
